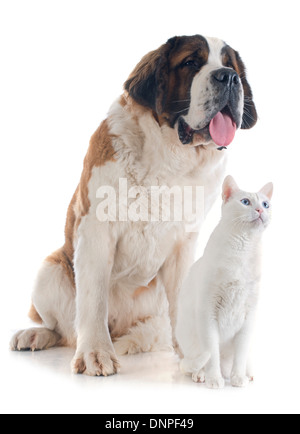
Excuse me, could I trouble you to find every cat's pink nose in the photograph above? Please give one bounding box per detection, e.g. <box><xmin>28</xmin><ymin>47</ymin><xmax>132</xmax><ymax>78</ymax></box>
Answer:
<box><xmin>256</xmin><ymin>208</ymin><xmax>263</xmax><ymax>215</ymax></box>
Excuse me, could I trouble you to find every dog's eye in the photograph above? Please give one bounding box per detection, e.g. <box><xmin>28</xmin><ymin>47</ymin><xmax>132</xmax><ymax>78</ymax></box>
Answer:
<box><xmin>182</xmin><ymin>60</ymin><xmax>200</xmax><ymax>69</ymax></box>
<box><xmin>225</xmin><ymin>60</ymin><xmax>234</xmax><ymax>70</ymax></box>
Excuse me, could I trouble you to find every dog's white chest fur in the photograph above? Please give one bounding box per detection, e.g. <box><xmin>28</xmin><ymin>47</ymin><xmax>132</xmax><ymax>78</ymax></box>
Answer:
<box><xmin>112</xmin><ymin>221</ymin><xmax>178</xmax><ymax>287</ymax></box>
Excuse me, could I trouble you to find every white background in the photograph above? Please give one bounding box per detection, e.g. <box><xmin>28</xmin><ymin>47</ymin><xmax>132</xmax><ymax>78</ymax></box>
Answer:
<box><xmin>1</xmin><ymin>0</ymin><xmax>299</xmax><ymax>414</ymax></box>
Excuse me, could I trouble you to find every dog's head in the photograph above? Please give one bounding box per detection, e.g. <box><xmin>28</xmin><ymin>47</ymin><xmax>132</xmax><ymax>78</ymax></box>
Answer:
<box><xmin>125</xmin><ymin>35</ymin><xmax>257</xmax><ymax>149</ymax></box>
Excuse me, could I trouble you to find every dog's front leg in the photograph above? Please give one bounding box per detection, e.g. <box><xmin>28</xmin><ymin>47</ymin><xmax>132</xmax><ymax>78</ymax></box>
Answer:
<box><xmin>160</xmin><ymin>234</ymin><xmax>197</xmax><ymax>357</ymax></box>
<box><xmin>71</xmin><ymin>218</ymin><xmax>119</xmax><ymax>377</ymax></box>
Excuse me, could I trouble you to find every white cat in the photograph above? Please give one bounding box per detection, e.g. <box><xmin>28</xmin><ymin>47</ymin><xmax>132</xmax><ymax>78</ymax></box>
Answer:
<box><xmin>176</xmin><ymin>175</ymin><xmax>273</xmax><ymax>389</ymax></box>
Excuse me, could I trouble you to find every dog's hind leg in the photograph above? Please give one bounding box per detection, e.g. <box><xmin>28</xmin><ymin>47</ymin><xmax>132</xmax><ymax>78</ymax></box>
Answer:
<box><xmin>113</xmin><ymin>315</ymin><xmax>172</xmax><ymax>356</ymax></box>
<box><xmin>10</xmin><ymin>327</ymin><xmax>61</xmax><ymax>352</ymax></box>
<box><xmin>10</xmin><ymin>253</ymin><xmax>76</xmax><ymax>351</ymax></box>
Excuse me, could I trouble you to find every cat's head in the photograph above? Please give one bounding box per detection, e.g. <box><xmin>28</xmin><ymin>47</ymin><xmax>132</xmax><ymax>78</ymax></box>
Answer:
<box><xmin>222</xmin><ymin>175</ymin><xmax>273</xmax><ymax>232</ymax></box>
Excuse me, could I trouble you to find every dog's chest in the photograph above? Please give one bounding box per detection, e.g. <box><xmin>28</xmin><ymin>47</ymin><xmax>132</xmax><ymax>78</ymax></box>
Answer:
<box><xmin>112</xmin><ymin>220</ymin><xmax>183</xmax><ymax>287</ymax></box>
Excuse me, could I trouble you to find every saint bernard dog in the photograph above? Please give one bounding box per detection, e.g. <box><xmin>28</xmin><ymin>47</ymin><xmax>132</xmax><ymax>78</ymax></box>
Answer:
<box><xmin>10</xmin><ymin>35</ymin><xmax>257</xmax><ymax>377</ymax></box>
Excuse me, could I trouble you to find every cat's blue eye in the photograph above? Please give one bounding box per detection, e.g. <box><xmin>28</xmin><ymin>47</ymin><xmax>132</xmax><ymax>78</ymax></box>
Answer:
<box><xmin>241</xmin><ymin>198</ymin><xmax>251</xmax><ymax>206</ymax></box>
<box><xmin>262</xmin><ymin>201</ymin><xmax>270</xmax><ymax>209</ymax></box>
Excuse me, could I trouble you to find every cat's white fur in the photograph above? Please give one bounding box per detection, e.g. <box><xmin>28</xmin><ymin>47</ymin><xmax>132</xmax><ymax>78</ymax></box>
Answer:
<box><xmin>176</xmin><ymin>176</ymin><xmax>273</xmax><ymax>388</ymax></box>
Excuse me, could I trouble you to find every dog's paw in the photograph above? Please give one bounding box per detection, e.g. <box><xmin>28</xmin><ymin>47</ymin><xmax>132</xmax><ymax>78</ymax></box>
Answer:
<box><xmin>10</xmin><ymin>328</ymin><xmax>60</xmax><ymax>352</ymax></box>
<box><xmin>72</xmin><ymin>349</ymin><xmax>120</xmax><ymax>377</ymax></box>
<box><xmin>231</xmin><ymin>374</ymin><xmax>250</xmax><ymax>388</ymax></box>
<box><xmin>192</xmin><ymin>370</ymin><xmax>205</xmax><ymax>384</ymax></box>
<box><xmin>114</xmin><ymin>338</ymin><xmax>152</xmax><ymax>356</ymax></box>
<box><xmin>206</xmin><ymin>375</ymin><xmax>225</xmax><ymax>389</ymax></box>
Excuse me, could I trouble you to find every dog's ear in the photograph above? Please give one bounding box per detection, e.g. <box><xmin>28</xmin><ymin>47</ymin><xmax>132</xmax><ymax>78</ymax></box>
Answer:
<box><xmin>124</xmin><ymin>39</ymin><xmax>175</xmax><ymax>115</ymax></box>
<box><xmin>233</xmin><ymin>50</ymin><xmax>258</xmax><ymax>130</ymax></box>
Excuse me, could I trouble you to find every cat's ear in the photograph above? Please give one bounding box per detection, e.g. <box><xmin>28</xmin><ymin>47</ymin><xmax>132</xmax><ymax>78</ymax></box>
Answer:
<box><xmin>222</xmin><ymin>175</ymin><xmax>240</xmax><ymax>203</ymax></box>
<box><xmin>259</xmin><ymin>182</ymin><xmax>274</xmax><ymax>200</ymax></box>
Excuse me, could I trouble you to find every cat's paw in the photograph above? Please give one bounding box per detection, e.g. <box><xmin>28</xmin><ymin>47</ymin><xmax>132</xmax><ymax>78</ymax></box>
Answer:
<box><xmin>231</xmin><ymin>374</ymin><xmax>250</xmax><ymax>388</ymax></box>
<box><xmin>206</xmin><ymin>375</ymin><xmax>225</xmax><ymax>389</ymax></box>
<box><xmin>72</xmin><ymin>348</ymin><xmax>120</xmax><ymax>377</ymax></box>
<box><xmin>192</xmin><ymin>370</ymin><xmax>205</xmax><ymax>384</ymax></box>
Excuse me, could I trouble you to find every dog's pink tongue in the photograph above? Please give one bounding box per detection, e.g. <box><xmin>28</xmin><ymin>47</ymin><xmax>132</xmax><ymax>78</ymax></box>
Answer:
<box><xmin>209</xmin><ymin>112</ymin><xmax>237</xmax><ymax>148</ymax></box>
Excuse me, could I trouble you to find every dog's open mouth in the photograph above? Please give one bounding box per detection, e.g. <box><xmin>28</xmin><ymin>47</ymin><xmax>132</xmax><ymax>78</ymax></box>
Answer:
<box><xmin>178</xmin><ymin>106</ymin><xmax>237</xmax><ymax>150</ymax></box>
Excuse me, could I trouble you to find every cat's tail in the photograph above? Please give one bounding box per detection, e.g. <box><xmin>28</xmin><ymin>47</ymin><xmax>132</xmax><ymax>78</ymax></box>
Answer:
<box><xmin>180</xmin><ymin>352</ymin><xmax>211</xmax><ymax>375</ymax></box>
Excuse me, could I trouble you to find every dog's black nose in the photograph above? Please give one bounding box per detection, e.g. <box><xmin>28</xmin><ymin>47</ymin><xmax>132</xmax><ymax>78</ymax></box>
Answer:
<box><xmin>213</xmin><ymin>68</ymin><xmax>239</xmax><ymax>88</ymax></box>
